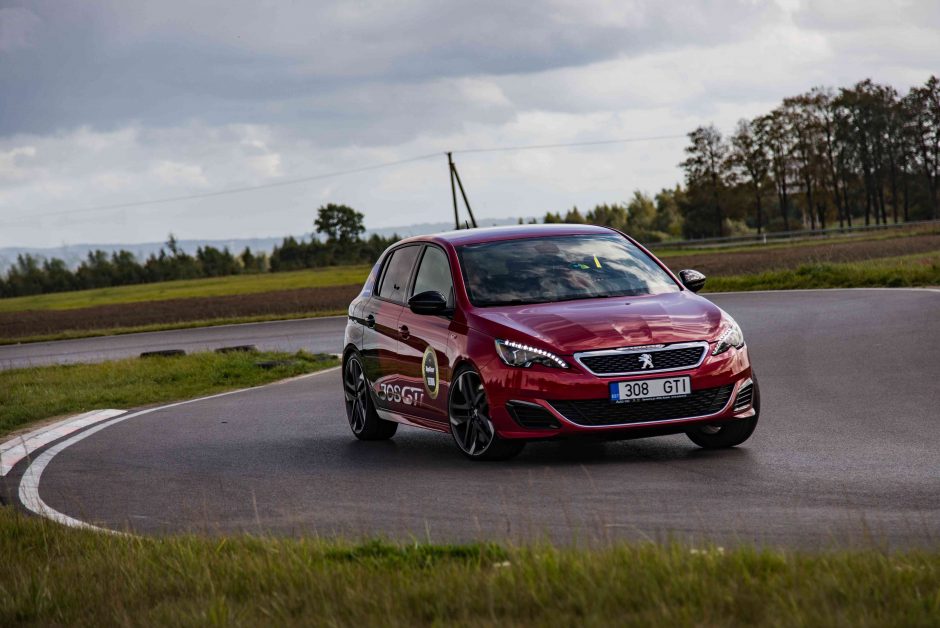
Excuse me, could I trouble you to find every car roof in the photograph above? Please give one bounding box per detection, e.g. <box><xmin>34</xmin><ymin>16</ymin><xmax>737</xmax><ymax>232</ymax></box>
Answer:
<box><xmin>397</xmin><ymin>223</ymin><xmax>617</xmax><ymax>247</ymax></box>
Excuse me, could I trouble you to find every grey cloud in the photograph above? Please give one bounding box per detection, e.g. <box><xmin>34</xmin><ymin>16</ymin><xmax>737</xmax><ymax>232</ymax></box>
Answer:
<box><xmin>0</xmin><ymin>6</ymin><xmax>41</xmax><ymax>51</ymax></box>
<box><xmin>0</xmin><ymin>0</ymin><xmax>779</xmax><ymax>137</ymax></box>
<box><xmin>793</xmin><ymin>0</ymin><xmax>940</xmax><ymax>32</ymax></box>
<box><xmin>3</xmin><ymin>0</ymin><xmax>937</xmax><ymax>249</ymax></box>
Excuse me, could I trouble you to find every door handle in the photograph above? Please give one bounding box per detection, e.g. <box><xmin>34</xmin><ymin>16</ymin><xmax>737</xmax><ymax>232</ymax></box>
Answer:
<box><xmin>365</xmin><ymin>314</ymin><xmax>376</xmax><ymax>328</ymax></box>
<box><xmin>398</xmin><ymin>324</ymin><xmax>410</xmax><ymax>339</ymax></box>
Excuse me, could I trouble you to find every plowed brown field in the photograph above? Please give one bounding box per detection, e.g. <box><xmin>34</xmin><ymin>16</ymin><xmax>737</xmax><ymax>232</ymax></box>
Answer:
<box><xmin>660</xmin><ymin>232</ymin><xmax>940</xmax><ymax>275</ymax></box>
<box><xmin>2</xmin><ymin>285</ymin><xmax>360</xmax><ymax>340</ymax></box>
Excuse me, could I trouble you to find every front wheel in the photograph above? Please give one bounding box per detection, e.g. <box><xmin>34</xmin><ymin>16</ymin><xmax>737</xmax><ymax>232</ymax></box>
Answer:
<box><xmin>343</xmin><ymin>353</ymin><xmax>397</xmax><ymax>440</ymax></box>
<box><xmin>449</xmin><ymin>367</ymin><xmax>524</xmax><ymax>461</ymax></box>
<box><xmin>686</xmin><ymin>377</ymin><xmax>760</xmax><ymax>449</ymax></box>
<box><xmin>686</xmin><ymin>416</ymin><xmax>758</xmax><ymax>449</ymax></box>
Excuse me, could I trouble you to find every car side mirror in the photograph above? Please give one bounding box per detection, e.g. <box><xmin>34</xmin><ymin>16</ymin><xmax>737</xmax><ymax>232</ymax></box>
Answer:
<box><xmin>678</xmin><ymin>269</ymin><xmax>706</xmax><ymax>293</ymax></box>
<box><xmin>408</xmin><ymin>290</ymin><xmax>451</xmax><ymax>315</ymax></box>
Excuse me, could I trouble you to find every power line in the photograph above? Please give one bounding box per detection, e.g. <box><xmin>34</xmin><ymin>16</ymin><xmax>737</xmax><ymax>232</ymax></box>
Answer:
<box><xmin>451</xmin><ymin>133</ymin><xmax>686</xmax><ymax>155</ymax></box>
<box><xmin>2</xmin><ymin>133</ymin><xmax>687</xmax><ymax>224</ymax></box>
<box><xmin>3</xmin><ymin>151</ymin><xmax>442</xmax><ymax>223</ymax></box>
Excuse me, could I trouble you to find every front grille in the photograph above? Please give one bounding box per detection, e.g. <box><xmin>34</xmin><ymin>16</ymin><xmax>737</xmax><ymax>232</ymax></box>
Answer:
<box><xmin>577</xmin><ymin>345</ymin><xmax>706</xmax><ymax>375</ymax></box>
<box><xmin>549</xmin><ymin>385</ymin><xmax>734</xmax><ymax>427</ymax></box>
<box><xmin>506</xmin><ymin>402</ymin><xmax>560</xmax><ymax>429</ymax></box>
<box><xmin>734</xmin><ymin>381</ymin><xmax>754</xmax><ymax>411</ymax></box>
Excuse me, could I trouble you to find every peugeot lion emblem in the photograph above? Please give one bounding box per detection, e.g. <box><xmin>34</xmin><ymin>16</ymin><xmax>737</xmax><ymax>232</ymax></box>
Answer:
<box><xmin>639</xmin><ymin>353</ymin><xmax>654</xmax><ymax>369</ymax></box>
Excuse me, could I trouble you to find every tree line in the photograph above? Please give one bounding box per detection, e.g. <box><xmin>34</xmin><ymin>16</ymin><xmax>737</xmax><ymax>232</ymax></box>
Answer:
<box><xmin>5</xmin><ymin>76</ymin><xmax>937</xmax><ymax>297</ymax></box>
<box><xmin>1</xmin><ymin>204</ymin><xmax>397</xmax><ymax>298</ymax></box>
<box><xmin>541</xmin><ymin>75</ymin><xmax>939</xmax><ymax>239</ymax></box>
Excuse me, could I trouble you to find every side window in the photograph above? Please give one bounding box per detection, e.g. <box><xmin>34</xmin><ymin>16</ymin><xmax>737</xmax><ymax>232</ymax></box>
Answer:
<box><xmin>412</xmin><ymin>246</ymin><xmax>454</xmax><ymax>306</ymax></box>
<box><xmin>377</xmin><ymin>245</ymin><xmax>420</xmax><ymax>303</ymax></box>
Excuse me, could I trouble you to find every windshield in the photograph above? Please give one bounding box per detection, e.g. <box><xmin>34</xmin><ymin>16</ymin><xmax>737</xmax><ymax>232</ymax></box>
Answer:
<box><xmin>457</xmin><ymin>234</ymin><xmax>680</xmax><ymax>307</ymax></box>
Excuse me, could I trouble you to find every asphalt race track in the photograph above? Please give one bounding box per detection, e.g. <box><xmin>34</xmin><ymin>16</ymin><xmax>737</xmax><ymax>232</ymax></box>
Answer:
<box><xmin>0</xmin><ymin>317</ymin><xmax>347</xmax><ymax>370</ymax></box>
<box><xmin>3</xmin><ymin>289</ymin><xmax>939</xmax><ymax>547</ymax></box>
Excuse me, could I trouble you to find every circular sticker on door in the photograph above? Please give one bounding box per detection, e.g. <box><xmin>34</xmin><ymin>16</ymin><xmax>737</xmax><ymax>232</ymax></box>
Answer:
<box><xmin>421</xmin><ymin>346</ymin><xmax>440</xmax><ymax>399</ymax></box>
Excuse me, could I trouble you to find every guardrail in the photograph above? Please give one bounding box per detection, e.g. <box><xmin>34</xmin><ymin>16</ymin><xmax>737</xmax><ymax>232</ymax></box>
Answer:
<box><xmin>645</xmin><ymin>218</ymin><xmax>940</xmax><ymax>251</ymax></box>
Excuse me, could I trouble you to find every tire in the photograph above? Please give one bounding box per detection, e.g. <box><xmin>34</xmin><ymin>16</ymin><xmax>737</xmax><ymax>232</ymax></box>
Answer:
<box><xmin>686</xmin><ymin>376</ymin><xmax>760</xmax><ymax>449</ymax></box>
<box><xmin>343</xmin><ymin>353</ymin><xmax>398</xmax><ymax>441</ymax></box>
<box><xmin>448</xmin><ymin>366</ymin><xmax>525</xmax><ymax>461</ymax></box>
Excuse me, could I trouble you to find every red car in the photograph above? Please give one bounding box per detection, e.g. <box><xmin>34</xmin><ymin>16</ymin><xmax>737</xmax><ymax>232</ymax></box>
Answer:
<box><xmin>342</xmin><ymin>224</ymin><xmax>759</xmax><ymax>460</ymax></box>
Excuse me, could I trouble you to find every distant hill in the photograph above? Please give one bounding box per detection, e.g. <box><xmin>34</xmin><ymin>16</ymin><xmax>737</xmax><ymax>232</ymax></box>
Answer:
<box><xmin>0</xmin><ymin>216</ymin><xmax>533</xmax><ymax>271</ymax></box>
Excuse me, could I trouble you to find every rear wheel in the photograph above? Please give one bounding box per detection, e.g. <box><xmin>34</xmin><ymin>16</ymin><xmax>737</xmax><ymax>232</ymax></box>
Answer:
<box><xmin>343</xmin><ymin>353</ymin><xmax>397</xmax><ymax>440</ymax></box>
<box><xmin>449</xmin><ymin>367</ymin><xmax>524</xmax><ymax>461</ymax></box>
<box><xmin>686</xmin><ymin>377</ymin><xmax>760</xmax><ymax>449</ymax></box>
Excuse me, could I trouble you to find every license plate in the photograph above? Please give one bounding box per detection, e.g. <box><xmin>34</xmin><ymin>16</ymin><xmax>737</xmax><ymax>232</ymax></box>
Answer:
<box><xmin>609</xmin><ymin>376</ymin><xmax>691</xmax><ymax>404</ymax></box>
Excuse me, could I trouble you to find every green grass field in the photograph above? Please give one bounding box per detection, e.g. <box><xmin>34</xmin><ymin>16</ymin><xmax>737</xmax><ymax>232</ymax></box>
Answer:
<box><xmin>703</xmin><ymin>251</ymin><xmax>940</xmax><ymax>292</ymax></box>
<box><xmin>0</xmin><ymin>265</ymin><xmax>371</xmax><ymax>313</ymax></box>
<box><xmin>1</xmin><ymin>229</ymin><xmax>937</xmax><ymax>348</ymax></box>
<box><xmin>0</xmin><ymin>350</ymin><xmax>338</xmax><ymax>437</ymax></box>
<box><xmin>4</xmin><ymin>226</ymin><xmax>938</xmax><ymax>315</ymax></box>
<box><xmin>2</xmin><ymin>252</ymin><xmax>936</xmax><ymax>346</ymax></box>
<box><xmin>0</xmin><ymin>507</ymin><xmax>937</xmax><ymax>626</ymax></box>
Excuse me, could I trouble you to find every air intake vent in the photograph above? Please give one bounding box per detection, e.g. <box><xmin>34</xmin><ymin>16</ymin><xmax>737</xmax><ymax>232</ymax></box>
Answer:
<box><xmin>506</xmin><ymin>402</ymin><xmax>560</xmax><ymax>429</ymax></box>
<box><xmin>549</xmin><ymin>385</ymin><xmax>733</xmax><ymax>427</ymax></box>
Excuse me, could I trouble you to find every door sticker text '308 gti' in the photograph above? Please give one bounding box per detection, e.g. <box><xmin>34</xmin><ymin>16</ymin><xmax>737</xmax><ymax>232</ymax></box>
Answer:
<box><xmin>422</xmin><ymin>346</ymin><xmax>440</xmax><ymax>399</ymax></box>
<box><xmin>376</xmin><ymin>383</ymin><xmax>425</xmax><ymax>406</ymax></box>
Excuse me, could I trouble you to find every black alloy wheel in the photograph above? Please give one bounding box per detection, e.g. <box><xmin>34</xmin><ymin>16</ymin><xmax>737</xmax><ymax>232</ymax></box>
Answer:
<box><xmin>449</xmin><ymin>367</ymin><xmax>524</xmax><ymax>460</ymax></box>
<box><xmin>686</xmin><ymin>377</ymin><xmax>760</xmax><ymax>449</ymax></box>
<box><xmin>343</xmin><ymin>354</ymin><xmax>397</xmax><ymax>440</ymax></box>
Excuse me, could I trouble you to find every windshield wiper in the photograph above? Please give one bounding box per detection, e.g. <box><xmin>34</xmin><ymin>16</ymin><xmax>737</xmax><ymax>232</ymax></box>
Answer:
<box><xmin>552</xmin><ymin>294</ymin><xmax>612</xmax><ymax>302</ymax></box>
<box><xmin>476</xmin><ymin>298</ymin><xmax>551</xmax><ymax>306</ymax></box>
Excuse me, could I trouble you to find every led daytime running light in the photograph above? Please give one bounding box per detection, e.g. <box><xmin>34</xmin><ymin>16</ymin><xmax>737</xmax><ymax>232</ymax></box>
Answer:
<box><xmin>712</xmin><ymin>320</ymin><xmax>745</xmax><ymax>356</ymax></box>
<box><xmin>496</xmin><ymin>339</ymin><xmax>568</xmax><ymax>368</ymax></box>
<box><xmin>715</xmin><ymin>326</ymin><xmax>734</xmax><ymax>347</ymax></box>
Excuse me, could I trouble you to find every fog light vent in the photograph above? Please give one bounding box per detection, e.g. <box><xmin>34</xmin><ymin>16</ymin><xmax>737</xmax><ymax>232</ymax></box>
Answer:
<box><xmin>506</xmin><ymin>402</ymin><xmax>560</xmax><ymax>429</ymax></box>
<box><xmin>734</xmin><ymin>380</ymin><xmax>754</xmax><ymax>412</ymax></box>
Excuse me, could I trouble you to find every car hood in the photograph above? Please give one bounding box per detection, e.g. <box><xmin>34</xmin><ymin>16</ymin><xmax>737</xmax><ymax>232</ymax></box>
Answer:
<box><xmin>467</xmin><ymin>291</ymin><xmax>723</xmax><ymax>354</ymax></box>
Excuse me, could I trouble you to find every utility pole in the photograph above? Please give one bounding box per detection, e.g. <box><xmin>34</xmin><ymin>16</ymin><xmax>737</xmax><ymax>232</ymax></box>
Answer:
<box><xmin>448</xmin><ymin>152</ymin><xmax>459</xmax><ymax>230</ymax></box>
<box><xmin>447</xmin><ymin>152</ymin><xmax>478</xmax><ymax>230</ymax></box>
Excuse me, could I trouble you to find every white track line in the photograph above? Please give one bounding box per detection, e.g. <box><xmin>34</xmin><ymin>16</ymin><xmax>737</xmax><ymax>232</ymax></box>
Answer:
<box><xmin>1</xmin><ymin>409</ymin><xmax>126</xmax><ymax>477</ymax></box>
<box><xmin>15</xmin><ymin>366</ymin><xmax>340</xmax><ymax>532</ymax></box>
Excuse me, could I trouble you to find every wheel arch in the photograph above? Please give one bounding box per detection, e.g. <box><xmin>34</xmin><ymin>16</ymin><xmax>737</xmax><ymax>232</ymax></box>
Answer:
<box><xmin>449</xmin><ymin>355</ymin><xmax>478</xmax><ymax>378</ymax></box>
<box><xmin>342</xmin><ymin>343</ymin><xmax>359</xmax><ymax>366</ymax></box>
<box><xmin>447</xmin><ymin>355</ymin><xmax>490</xmax><ymax>398</ymax></box>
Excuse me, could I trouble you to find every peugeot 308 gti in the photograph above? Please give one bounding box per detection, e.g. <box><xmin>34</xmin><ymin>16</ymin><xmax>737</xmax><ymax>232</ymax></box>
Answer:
<box><xmin>342</xmin><ymin>224</ymin><xmax>759</xmax><ymax>460</ymax></box>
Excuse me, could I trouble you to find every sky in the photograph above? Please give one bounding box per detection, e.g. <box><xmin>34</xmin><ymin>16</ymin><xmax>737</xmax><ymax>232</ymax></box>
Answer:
<box><xmin>1</xmin><ymin>0</ymin><xmax>938</xmax><ymax>248</ymax></box>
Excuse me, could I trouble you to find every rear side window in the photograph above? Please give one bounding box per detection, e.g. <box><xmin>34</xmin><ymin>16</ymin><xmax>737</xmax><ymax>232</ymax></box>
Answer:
<box><xmin>412</xmin><ymin>246</ymin><xmax>454</xmax><ymax>306</ymax></box>
<box><xmin>377</xmin><ymin>245</ymin><xmax>420</xmax><ymax>303</ymax></box>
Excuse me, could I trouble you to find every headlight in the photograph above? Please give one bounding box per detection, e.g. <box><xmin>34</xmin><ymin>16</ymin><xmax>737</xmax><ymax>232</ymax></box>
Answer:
<box><xmin>495</xmin><ymin>339</ymin><xmax>568</xmax><ymax>369</ymax></box>
<box><xmin>712</xmin><ymin>317</ymin><xmax>745</xmax><ymax>356</ymax></box>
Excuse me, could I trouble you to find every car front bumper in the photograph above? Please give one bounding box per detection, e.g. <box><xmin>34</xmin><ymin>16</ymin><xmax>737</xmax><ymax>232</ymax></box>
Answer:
<box><xmin>479</xmin><ymin>344</ymin><xmax>756</xmax><ymax>440</ymax></box>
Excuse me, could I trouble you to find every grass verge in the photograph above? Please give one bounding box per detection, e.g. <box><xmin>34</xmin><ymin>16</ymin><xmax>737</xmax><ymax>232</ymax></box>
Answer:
<box><xmin>0</xmin><ymin>310</ymin><xmax>345</xmax><ymax>346</ymax></box>
<box><xmin>0</xmin><ymin>350</ymin><xmax>338</xmax><ymax>437</ymax></box>
<box><xmin>0</xmin><ymin>265</ymin><xmax>370</xmax><ymax>313</ymax></box>
<box><xmin>0</xmin><ymin>507</ymin><xmax>938</xmax><ymax>626</ymax></box>
<box><xmin>703</xmin><ymin>251</ymin><xmax>940</xmax><ymax>292</ymax></box>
